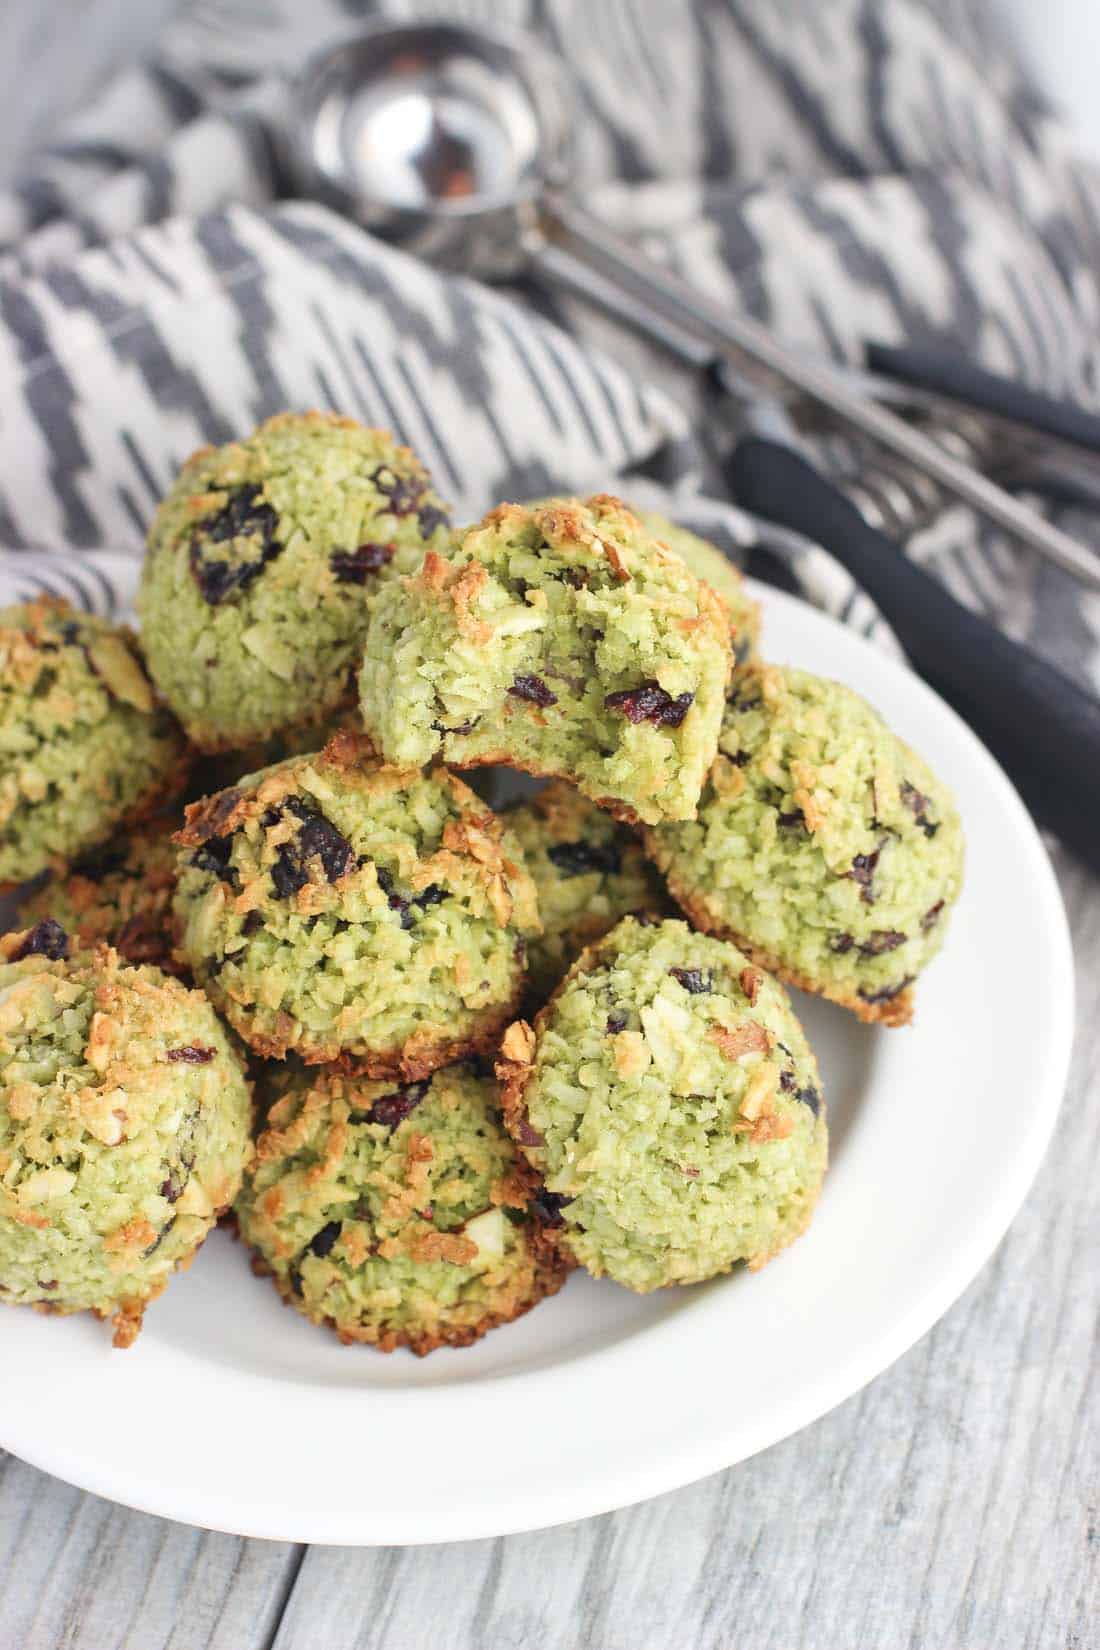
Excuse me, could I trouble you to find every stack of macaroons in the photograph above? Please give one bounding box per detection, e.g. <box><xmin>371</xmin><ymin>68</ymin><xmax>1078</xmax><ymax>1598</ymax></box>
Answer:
<box><xmin>0</xmin><ymin>410</ymin><xmax>964</xmax><ymax>1354</ymax></box>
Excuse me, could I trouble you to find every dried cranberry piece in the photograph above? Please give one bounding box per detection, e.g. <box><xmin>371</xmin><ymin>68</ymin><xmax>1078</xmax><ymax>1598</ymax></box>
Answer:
<box><xmin>546</xmin><ymin>840</ymin><xmax>621</xmax><ymax>878</ymax></box>
<box><xmin>530</xmin><ymin>1189</ymin><xmax>572</xmax><ymax>1227</ymax></box>
<box><xmin>669</xmin><ymin>967</ymin><xmax>713</xmax><ymax>994</ymax></box>
<box><xmin>859</xmin><ymin>929</ymin><xmax>906</xmax><ymax>957</ymax></box>
<box><xmin>330</xmin><ymin>543</ymin><xmax>395</xmax><ymax>583</ymax></box>
<box><xmin>830</xmin><ymin>933</ymin><xmax>854</xmax><ymax>954</ymax></box>
<box><xmin>165</xmin><ymin>1045</ymin><xmax>216</xmax><ymax>1064</ymax></box>
<box><xmin>900</xmin><ymin>780</ymin><xmax>939</xmax><ymax>838</ymax></box>
<box><xmin>36</xmin><ymin>1280</ymin><xmax>58</xmax><ymax>1292</ymax></box>
<box><xmin>374</xmin><ymin>868</ymin><xmax>413</xmax><ymax>929</ymax></box>
<box><xmin>11</xmin><ymin>919</ymin><xmax>69</xmax><ymax>962</ymax></box>
<box><xmin>191</xmin><ymin>834</ymin><xmax>239</xmax><ymax>891</ymax></box>
<box><xmin>270</xmin><ymin>846</ymin><xmax>308</xmax><ymax>900</ymax></box>
<box><xmin>777</xmin><ymin>810</ymin><xmax>805</xmax><ymax>829</ymax></box>
<box><xmin>858</xmin><ymin>976</ymin><xmax>914</xmax><ymax>1006</ymax></box>
<box><xmin>242</xmin><ymin>910</ymin><xmax>263</xmax><ymax>936</ymax></box>
<box><xmin>922</xmin><ymin>900</ymin><xmax>945</xmax><ymax>932</ymax></box>
<box><xmin>605</xmin><ymin>682</ymin><xmax>694</xmax><ymax>727</ymax></box>
<box><xmin>848</xmin><ymin>846</ymin><xmax>882</xmax><ymax>904</ymax></box>
<box><xmin>296</xmin><ymin>814</ymin><xmax>354</xmax><ymax>883</ymax></box>
<box><xmin>417</xmin><ymin>503</ymin><xmax>451</xmax><ymax>537</ymax></box>
<box><xmin>414</xmin><ymin>884</ymin><xmax>447</xmax><ymax>908</ymax></box>
<box><xmin>366</xmin><ymin>1080</ymin><xmax>431</xmax><ymax>1128</ymax></box>
<box><xmin>508</xmin><ymin>674</ymin><xmax>558</xmax><ymax>707</ymax></box>
<box><xmin>160</xmin><ymin>1173</ymin><xmax>185</xmax><ymax>1203</ymax></box>
<box><xmin>309</xmin><ymin>1222</ymin><xmax>342</xmax><ymax>1259</ymax></box>
<box><xmin>778</xmin><ymin>1067</ymin><xmax>820</xmax><ymax>1115</ymax></box>
<box><xmin>190</xmin><ymin>485</ymin><xmax>282</xmax><ymax>605</ymax></box>
<box><xmin>605</xmin><ymin>1012</ymin><xmax>627</xmax><ymax>1034</ymax></box>
<box><xmin>268</xmin><ymin>801</ymin><xmax>355</xmax><ymax>898</ymax></box>
<box><xmin>367</xmin><ymin>466</ymin><xmax>425</xmax><ymax>516</ymax></box>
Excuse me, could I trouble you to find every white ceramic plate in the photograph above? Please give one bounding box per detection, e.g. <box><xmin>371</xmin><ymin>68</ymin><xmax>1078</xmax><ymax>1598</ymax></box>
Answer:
<box><xmin>1</xmin><ymin>583</ymin><xmax>1074</xmax><ymax>1545</ymax></box>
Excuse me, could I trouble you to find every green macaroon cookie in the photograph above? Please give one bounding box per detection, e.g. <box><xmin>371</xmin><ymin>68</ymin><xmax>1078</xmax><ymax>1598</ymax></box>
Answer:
<box><xmin>236</xmin><ymin>1058</ymin><xmax>569</xmax><ymax>1355</ymax></box>
<box><xmin>526</xmin><ymin>498</ymin><xmax>760</xmax><ymax>665</ymax></box>
<box><xmin>138</xmin><ymin>412</ymin><xmax>452</xmax><ymax>751</ymax></box>
<box><xmin>498</xmin><ymin>916</ymin><xmax>827</xmax><ymax>1292</ymax></box>
<box><xmin>359</xmin><ymin>496</ymin><xmax>732</xmax><ymax>825</ymax></box>
<box><xmin>634</xmin><ymin>510</ymin><xmax>760</xmax><ymax>665</ymax></box>
<box><xmin>0</xmin><ymin>927</ymin><xmax>252</xmax><ymax>1346</ymax></box>
<box><xmin>173</xmin><ymin>733</ymin><xmax>540</xmax><ymax>1073</ymax></box>
<box><xmin>0</xmin><ymin>598</ymin><xmax>187</xmax><ymax>889</ymax></box>
<box><xmin>645</xmin><ymin>663</ymin><xmax>965</xmax><ymax>1025</ymax></box>
<box><xmin>505</xmin><ymin>780</ymin><xmax>670</xmax><ymax>1001</ymax></box>
<box><xmin>19</xmin><ymin>817</ymin><xmax>182</xmax><ymax>975</ymax></box>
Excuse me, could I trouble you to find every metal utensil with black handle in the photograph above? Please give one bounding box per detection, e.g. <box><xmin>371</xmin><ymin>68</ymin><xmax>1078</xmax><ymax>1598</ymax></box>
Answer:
<box><xmin>729</xmin><ymin>436</ymin><xmax>1100</xmax><ymax>874</ymax></box>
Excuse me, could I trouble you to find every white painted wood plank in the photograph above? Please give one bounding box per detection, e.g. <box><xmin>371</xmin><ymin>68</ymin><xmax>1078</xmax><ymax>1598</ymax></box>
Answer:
<box><xmin>0</xmin><ymin>1452</ymin><xmax>302</xmax><ymax>1650</ymax></box>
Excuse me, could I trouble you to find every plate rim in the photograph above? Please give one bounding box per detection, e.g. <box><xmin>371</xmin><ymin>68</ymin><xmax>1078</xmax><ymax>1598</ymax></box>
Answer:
<box><xmin>0</xmin><ymin>581</ymin><xmax>1075</xmax><ymax>1544</ymax></box>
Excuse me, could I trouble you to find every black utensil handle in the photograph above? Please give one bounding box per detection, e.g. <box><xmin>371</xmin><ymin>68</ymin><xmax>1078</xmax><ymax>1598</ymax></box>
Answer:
<box><xmin>866</xmin><ymin>339</ymin><xmax>1100</xmax><ymax>458</ymax></box>
<box><xmin>730</xmin><ymin>436</ymin><xmax>1100</xmax><ymax>873</ymax></box>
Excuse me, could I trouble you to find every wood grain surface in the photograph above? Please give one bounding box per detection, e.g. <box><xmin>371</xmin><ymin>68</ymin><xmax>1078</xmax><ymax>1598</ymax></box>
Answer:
<box><xmin>0</xmin><ymin>6</ymin><xmax>1095</xmax><ymax>1647</ymax></box>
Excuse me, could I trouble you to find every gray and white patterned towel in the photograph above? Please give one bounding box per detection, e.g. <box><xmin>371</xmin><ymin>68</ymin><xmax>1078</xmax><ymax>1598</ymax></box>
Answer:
<box><xmin>1</xmin><ymin>0</ymin><xmax>1099</xmax><ymax>699</ymax></box>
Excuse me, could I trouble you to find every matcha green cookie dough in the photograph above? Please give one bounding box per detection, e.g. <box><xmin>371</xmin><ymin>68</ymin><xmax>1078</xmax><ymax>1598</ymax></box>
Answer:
<box><xmin>359</xmin><ymin>496</ymin><xmax>732</xmax><ymax>825</ymax></box>
<box><xmin>173</xmin><ymin>733</ymin><xmax>540</xmax><ymax>1073</ymax></box>
<box><xmin>646</xmin><ymin>663</ymin><xmax>965</xmax><ymax>1025</ymax></box>
<box><xmin>497</xmin><ymin>917</ymin><xmax>827</xmax><ymax>1291</ymax></box>
<box><xmin>0</xmin><ymin>928</ymin><xmax>252</xmax><ymax>1346</ymax></box>
<box><xmin>237</xmin><ymin>1059</ymin><xmax>569</xmax><ymax>1354</ymax></box>
<box><xmin>139</xmin><ymin>413</ymin><xmax>451</xmax><ymax>751</ymax></box>
<box><xmin>526</xmin><ymin>498</ymin><xmax>760</xmax><ymax>664</ymax></box>
<box><xmin>635</xmin><ymin>510</ymin><xmax>760</xmax><ymax>665</ymax></box>
<box><xmin>0</xmin><ymin>598</ymin><xmax>186</xmax><ymax>889</ymax></box>
<box><xmin>505</xmin><ymin>780</ymin><xmax>670</xmax><ymax>1000</ymax></box>
<box><xmin>19</xmin><ymin>818</ymin><xmax>181</xmax><ymax>975</ymax></box>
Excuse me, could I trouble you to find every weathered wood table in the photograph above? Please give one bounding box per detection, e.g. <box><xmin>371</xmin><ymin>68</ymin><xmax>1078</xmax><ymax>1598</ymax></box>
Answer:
<box><xmin>0</xmin><ymin>7</ymin><xmax>1094</xmax><ymax>1646</ymax></box>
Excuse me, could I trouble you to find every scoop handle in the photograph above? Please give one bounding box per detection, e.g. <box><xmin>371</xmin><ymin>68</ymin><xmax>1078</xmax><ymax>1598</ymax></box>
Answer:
<box><xmin>729</xmin><ymin>436</ymin><xmax>1100</xmax><ymax>874</ymax></box>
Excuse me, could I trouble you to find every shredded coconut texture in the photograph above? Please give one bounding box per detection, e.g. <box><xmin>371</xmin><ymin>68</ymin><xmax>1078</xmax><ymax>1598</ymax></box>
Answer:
<box><xmin>359</xmin><ymin>495</ymin><xmax>732</xmax><ymax>824</ymax></box>
<box><xmin>0</xmin><ymin>938</ymin><xmax>252</xmax><ymax>1346</ymax></box>
<box><xmin>0</xmin><ymin>598</ymin><xmax>186</xmax><ymax>886</ymax></box>
<box><xmin>646</xmin><ymin>664</ymin><xmax>965</xmax><ymax>1025</ymax></box>
<box><xmin>236</xmin><ymin>1059</ymin><xmax>568</xmax><ymax>1354</ymax></box>
<box><xmin>173</xmin><ymin>733</ymin><xmax>540</xmax><ymax>1073</ymax></box>
<box><xmin>505</xmin><ymin>780</ymin><xmax>670</xmax><ymax>1001</ymax></box>
<box><xmin>498</xmin><ymin>917</ymin><xmax>827</xmax><ymax>1292</ymax></box>
<box><xmin>139</xmin><ymin>412</ymin><xmax>451</xmax><ymax>750</ymax></box>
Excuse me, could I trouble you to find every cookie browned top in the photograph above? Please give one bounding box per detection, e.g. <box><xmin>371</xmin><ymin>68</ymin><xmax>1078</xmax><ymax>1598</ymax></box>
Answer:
<box><xmin>173</xmin><ymin>733</ymin><xmax>540</xmax><ymax>1072</ymax></box>
<box><xmin>359</xmin><ymin>496</ymin><xmax>732</xmax><ymax>824</ymax></box>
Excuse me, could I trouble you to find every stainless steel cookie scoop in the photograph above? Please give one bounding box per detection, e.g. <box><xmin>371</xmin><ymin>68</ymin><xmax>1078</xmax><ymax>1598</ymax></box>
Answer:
<box><xmin>290</xmin><ymin>17</ymin><xmax>1100</xmax><ymax>591</ymax></box>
